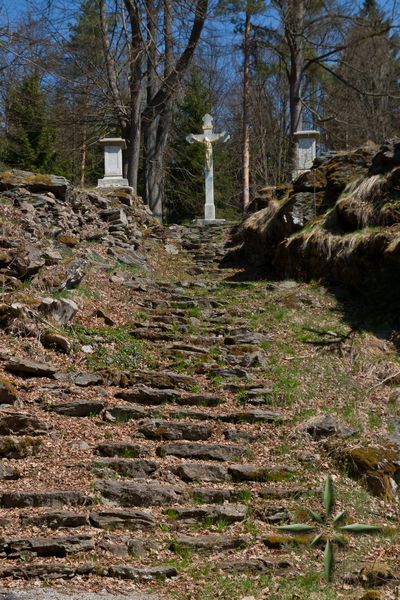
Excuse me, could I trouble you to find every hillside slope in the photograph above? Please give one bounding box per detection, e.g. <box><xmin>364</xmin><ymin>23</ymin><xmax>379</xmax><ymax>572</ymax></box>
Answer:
<box><xmin>0</xmin><ymin>170</ymin><xmax>399</xmax><ymax>599</ymax></box>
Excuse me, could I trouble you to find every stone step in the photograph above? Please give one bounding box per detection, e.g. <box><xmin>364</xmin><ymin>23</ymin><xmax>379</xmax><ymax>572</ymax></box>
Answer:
<box><xmin>50</xmin><ymin>400</ymin><xmax>105</xmax><ymax>417</ymax></box>
<box><xmin>0</xmin><ymin>563</ymin><xmax>176</xmax><ymax>581</ymax></box>
<box><xmin>0</xmin><ymin>563</ymin><xmax>94</xmax><ymax>580</ymax></box>
<box><xmin>228</xmin><ymin>464</ymin><xmax>296</xmax><ymax>482</ymax></box>
<box><xmin>95</xmin><ymin>480</ymin><xmax>184</xmax><ymax>507</ymax></box>
<box><xmin>103</xmin><ymin>405</ymin><xmax>149</xmax><ymax>422</ymax></box>
<box><xmin>165</xmin><ymin>504</ymin><xmax>247</xmax><ymax>524</ymax></box>
<box><xmin>218</xmin><ymin>409</ymin><xmax>286</xmax><ymax>424</ymax></box>
<box><xmin>0</xmin><ymin>589</ymin><xmax>163</xmax><ymax>600</ymax></box>
<box><xmin>124</xmin><ymin>371</ymin><xmax>197</xmax><ymax>391</ymax></box>
<box><xmin>170</xmin><ymin>534</ymin><xmax>248</xmax><ymax>553</ymax></box>
<box><xmin>190</xmin><ymin>487</ymin><xmax>251</xmax><ymax>504</ymax></box>
<box><xmin>1</xmin><ymin>491</ymin><xmax>88</xmax><ymax>508</ymax></box>
<box><xmin>137</xmin><ymin>419</ymin><xmax>213</xmax><ymax>441</ymax></box>
<box><xmin>106</xmin><ymin>565</ymin><xmax>177</xmax><ymax>581</ymax></box>
<box><xmin>172</xmin><ymin>462</ymin><xmax>229</xmax><ymax>483</ymax></box>
<box><xmin>0</xmin><ymin>464</ymin><xmax>20</xmax><ymax>480</ymax></box>
<box><xmin>89</xmin><ymin>509</ymin><xmax>156</xmax><ymax>530</ymax></box>
<box><xmin>0</xmin><ymin>412</ymin><xmax>50</xmax><ymax>436</ymax></box>
<box><xmin>92</xmin><ymin>458</ymin><xmax>158</xmax><ymax>478</ymax></box>
<box><xmin>95</xmin><ymin>442</ymin><xmax>148</xmax><ymax>458</ymax></box>
<box><xmin>21</xmin><ymin>511</ymin><xmax>89</xmax><ymax>530</ymax></box>
<box><xmin>5</xmin><ymin>358</ymin><xmax>57</xmax><ymax>378</ymax></box>
<box><xmin>115</xmin><ymin>386</ymin><xmax>180</xmax><ymax>405</ymax></box>
<box><xmin>131</xmin><ymin>331</ymin><xmax>176</xmax><ymax>342</ymax></box>
<box><xmin>156</xmin><ymin>442</ymin><xmax>247</xmax><ymax>461</ymax></box>
<box><xmin>178</xmin><ymin>394</ymin><xmax>222</xmax><ymax>407</ymax></box>
<box><xmin>0</xmin><ymin>535</ymin><xmax>94</xmax><ymax>558</ymax></box>
<box><xmin>218</xmin><ymin>558</ymin><xmax>290</xmax><ymax>573</ymax></box>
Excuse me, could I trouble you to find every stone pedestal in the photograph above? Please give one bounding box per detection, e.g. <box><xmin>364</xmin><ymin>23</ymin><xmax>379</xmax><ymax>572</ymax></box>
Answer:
<box><xmin>97</xmin><ymin>138</ymin><xmax>130</xmax><ymax>188</ymax></box>
<box><xmin>193</xmin><ymin>218</ymin><xmax>226</xmax><ymax>226</ymax></box>
<box><xmin>292</xmin><ymin>130</ymin><xmax>320</xmax><ymax>180</ymax></box>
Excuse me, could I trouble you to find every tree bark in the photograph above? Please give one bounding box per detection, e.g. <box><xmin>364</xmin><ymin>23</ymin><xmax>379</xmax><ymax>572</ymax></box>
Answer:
<box><xmin>144</xmin><ymin>0</ymin><xmax>161</xmax><ymax>217</ymax></box>
<box><xmin>285</xmin><ymin>0</ymin><xmax>305</xmax><ymax>171</ymax></box>
<box><xmin>124</xmin><ymin>0</ymin><xmax>144</xmax><ymax>191</ymax></box>
<box><xmin>142</xmin><ymin>0</ymin><xmax>208</xmax><ymax>220</ymax></box>
<box><xmin>79</xmin><ymin>123</ymin><xmax>87</xmax><ymax>188</ymax></box>
<box><xmin>242</xmin><ymin>7</ymin><xmax>251</xmax><ymax>212</ymax></box>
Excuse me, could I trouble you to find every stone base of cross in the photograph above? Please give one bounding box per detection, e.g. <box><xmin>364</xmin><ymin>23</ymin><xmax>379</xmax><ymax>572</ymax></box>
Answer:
<box><xmin>186</xmin><ymin>114</ymin><xmax>229</xmax><ymax>222</ymax></box>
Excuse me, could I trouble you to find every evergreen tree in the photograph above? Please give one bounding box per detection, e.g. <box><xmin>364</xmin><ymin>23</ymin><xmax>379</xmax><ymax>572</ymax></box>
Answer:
<box><xmin>165</xmin><ymin>67</ymin><xmax>238</xmax><ymax>223</ymax></box>
<box><xmin>60</xmin><ymin>0</ymin><xmax>106</xmax><ymax>186</ymax></box>
<box><xmin>5</xmin><ymin>73</ymin><xmax>58</xmax><ymax>172</ymax></box>
<box><xmin>165</xmin><ymin>69</ymin><xmax>214</xmax><ymax>224</ymax></box>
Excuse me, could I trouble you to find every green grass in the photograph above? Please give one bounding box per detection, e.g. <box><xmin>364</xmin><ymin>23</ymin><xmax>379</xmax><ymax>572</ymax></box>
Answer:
<box><xmin>265</xmin><ymin>361</ymin><xmax>301</xmax><ymax>406</ymax></box>
<box><xmin>64</xmin><ymin>324</ymin><xmax>143</xmax><ymax>371</ymax></box>
<box><xmin>174</xmin><ymin>569</ymin><xmax>272</xmax><ymax>600</ymax></box>
<box><xmin>74</xmin><ymin>286</ymin><xmax>101</xmax><ymax>300</ymax></box>
<box><xmin>368</xmin><ymin>411</ymin><xmax>381</xmax><ymax>428</ymax></box>
<box><xmin>239</xmin><ymin>488</ymin><xmax>253</xmax><ymax>502</ymax></box>
<box><xmin>270</xmin><ymin>571</ymin><xmax>338</xmax><ymax>599</ymax></box>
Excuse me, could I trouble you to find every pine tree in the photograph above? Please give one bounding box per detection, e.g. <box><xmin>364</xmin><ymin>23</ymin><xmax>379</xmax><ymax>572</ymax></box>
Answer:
<box><xmin>164</xmin><ymin>69</ymin><xmax>214</xmax><ymax>224</ymax></box>
<box><xmin>59</xmin><ymin>0</ymin><xmax>106</xmax><ymax>186</ymax></box>
<box><xmin>5</xmin><ymin>73</ymin><xmax>58</xmax><ymax>172</ymax></box>
<box><xmin>165</xmin><ymin>67</ymin><xmax>238</xmax><ymax>223</ymax></box>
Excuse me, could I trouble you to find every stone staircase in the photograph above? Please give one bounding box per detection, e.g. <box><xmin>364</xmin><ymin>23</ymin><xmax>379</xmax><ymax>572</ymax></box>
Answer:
<box><xmin>0</xmin><ymin>223</ymin><xmax>301</xmax><ymax>597</ymax></box>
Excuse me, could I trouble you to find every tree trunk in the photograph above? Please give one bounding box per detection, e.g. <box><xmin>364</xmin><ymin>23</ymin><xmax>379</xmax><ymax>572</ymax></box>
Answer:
<box><xmin>144</xmin><ymin>0</ymin><xmax>174</xmax><ymax>221</ymax></box>
<box><xmin>79</xmin><ymin>123</ymin><xmax>87</xmax><ymax>188</ymax></box>
<box><xmin>123</xmin><ymin>0</ymin><xmax>143</xmax><ymax>191</ymax></box>
<box><xmin>126</xmin><ymin>72</ymin><xmax>141</xmax><ymax>190</ymax></box>
<box><xmin>140</xmin><ymin>0</ymin><xmax>208</xmax><ymax>219</ymax></box>
<box><xmin>145</xmin><ymin>131</ymin><xmax>163</xmax><ymax>221</ymax></box>
<box><xmin>242</xmin><ymin>7</ymin><xmax>251</xmax><ymax>212</ymax></box>
<box><xmin>286</xmin><ymin>0</ymin><xmax>305</xmax><ymax>173</ymax></box>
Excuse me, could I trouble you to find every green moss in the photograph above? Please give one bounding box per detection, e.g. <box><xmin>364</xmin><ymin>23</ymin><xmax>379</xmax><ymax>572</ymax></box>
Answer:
<box><xmin>0</xmin><ymin>436</ymin><xmax>41</xmax><ymax>458</ymax></box>
<box><xmin>25</xmin><ymin>174</ymin><xmax>54</xmax><ymax>185</ymax></box>
<box><xmin>0</xmin><ymin>375</ymin><xmax>17</xmax><ymax>403</ymax></box>
<box><xmin>263</xmin><ymin>533</ymin><xmax>314</xmax><ymax>548</ymax></box>
<box><xmin>339</xmin><ymin>445</ymin><xmax>399</xmax><ymax>499</ymax></box>
<box><xmin>57</xmin><ymin>234</ymin><xmax>79</xmax><ymax>247</ymax></box>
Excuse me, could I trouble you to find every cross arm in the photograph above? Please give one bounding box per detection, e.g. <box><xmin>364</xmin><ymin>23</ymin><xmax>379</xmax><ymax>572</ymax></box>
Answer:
<box><xmin>186</xmin><ymin>134</ymin><xmax>205</xmax><ymax>144</ymax></box>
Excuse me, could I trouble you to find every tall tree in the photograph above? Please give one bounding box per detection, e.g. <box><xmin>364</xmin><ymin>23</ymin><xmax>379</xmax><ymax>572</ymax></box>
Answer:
<box><xmin>4</xmin><ymin>72</ymin><xmax>58</xmax><ymax>172</ymax></box>
<box><xmin>164</xmin><ymin>67</ymin><xmax>213</xmax><ymax>223</ymax></box>
<box><xmin>63</xmin><ymin>0</ymin><xmax>106</xmax><ymax>186</ymax></box>
<box><xmin>217</xmin><ymin>1</ymin><xmax>265</xmax><ymax>210</ymax></box>
<box><xmin>323</xmin><ymin>0</ymin><xmax>400</xmax><ymax>149</ymax></box>
<box><xmin>100</xmin><ymin>0</ymin><xmax>209</xmax><ymax>220</ymax></box>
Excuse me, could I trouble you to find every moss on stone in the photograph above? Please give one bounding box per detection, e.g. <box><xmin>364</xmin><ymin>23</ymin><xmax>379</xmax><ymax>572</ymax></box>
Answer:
<box><xmin>57</xmin><ymin>234</ymin><xmax>79</xmax><ymax>247</ymax></box>
<box><xmin>25</xmin><ymin>174</ymin><xmax>54</xmax><ymax>186</ymax></box>
<box><xmin>263</xmin><ymin>533</ymin><xmax>314</xmax><ymax>548</ymax></box>
<box><xmin>0</xmin><ymin>375</ymin><xmax>17</xmax><ymax>404</ymax></box>
<box><xmin>0</xmin><ymin>435</ymin><xmax>42</xmax><ymax>458</ymax></box>
<box><xmin>360</xmin><ymin>562</ymin><xmax>395</xmax><ymax>587</ymax></box>
<box><xmin>339</xmin><ymin>445</ymin><xmax>400</xmax><ymax>499</ymax></box>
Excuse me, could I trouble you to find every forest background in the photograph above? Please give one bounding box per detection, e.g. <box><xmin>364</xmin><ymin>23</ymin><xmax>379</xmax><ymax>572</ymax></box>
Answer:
<box><xmin>0</xmin><ymin>0</ymin><xmax>399</xmax><ymax>223</ymax></box>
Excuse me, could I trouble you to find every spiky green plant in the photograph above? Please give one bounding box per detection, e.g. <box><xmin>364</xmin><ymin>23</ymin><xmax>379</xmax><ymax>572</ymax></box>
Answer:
<box><xmin>277</xmin><ymin>475</ymin><xmax>383</xmax><ymax>582</ymax></box>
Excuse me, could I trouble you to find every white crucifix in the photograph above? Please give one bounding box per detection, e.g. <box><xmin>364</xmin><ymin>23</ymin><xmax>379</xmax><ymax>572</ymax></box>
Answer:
<box><xmin>186</xmin><ymin>114</ymin><xmax>230</xmax><ymax>222</ymax></box>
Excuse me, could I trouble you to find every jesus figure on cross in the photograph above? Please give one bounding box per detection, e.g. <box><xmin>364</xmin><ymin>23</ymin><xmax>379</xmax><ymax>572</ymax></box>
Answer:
<box><xmin>186</xmin><ymin>114</ymin><xmax>230</xmax><ymax>222</ymax></box>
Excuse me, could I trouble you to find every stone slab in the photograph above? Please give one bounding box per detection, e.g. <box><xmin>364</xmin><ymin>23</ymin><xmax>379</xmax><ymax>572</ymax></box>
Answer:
<box><xmin>0</xmin><ymin>590</ymin><xmax>161</xmax><ymax>600</ymax></box>
<box><xmin>97</xmin><ymin>178</ymin><xmax>130</xmax><ymax>188</ymax></box>
<box><xmin>192</xmin><ymin>219</ymin><xmax>226</xmax><ymax>226</ymax></box>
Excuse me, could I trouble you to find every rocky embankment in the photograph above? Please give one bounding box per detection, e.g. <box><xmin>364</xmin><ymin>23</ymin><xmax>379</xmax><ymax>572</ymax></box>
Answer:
<box><xmin>0</xmin><ymin>169</ymin><xmax>399</xmax><ymax>599</ymax></box>
<box><xmin>241</xmin><ymin>139</ymin><xmax>400</xmax><ymax>293</ymax></box>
